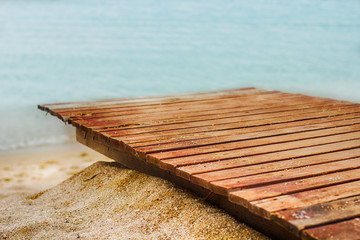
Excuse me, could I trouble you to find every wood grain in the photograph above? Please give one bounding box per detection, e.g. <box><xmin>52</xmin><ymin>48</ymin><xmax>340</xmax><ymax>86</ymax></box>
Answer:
<box><xmin>302</xmin><ymin>218</ymin><xmax>360</xmax><ymax>240</ymax></box>
<box><xmin>38</xmin><ymin>88</ymin><xmax>360</xmax><ymax>240</ymax></box>
<box><xmin>274</xmin><ymin>195</ymin><xmax>360</xmax><ymax>233</ymax></box>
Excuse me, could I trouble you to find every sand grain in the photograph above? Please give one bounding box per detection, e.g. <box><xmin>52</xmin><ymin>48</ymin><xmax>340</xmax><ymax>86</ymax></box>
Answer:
<box><xmin>0</xmin><ymin>161</ymin><xmax>269</xmax><ymax>239</ymax></box>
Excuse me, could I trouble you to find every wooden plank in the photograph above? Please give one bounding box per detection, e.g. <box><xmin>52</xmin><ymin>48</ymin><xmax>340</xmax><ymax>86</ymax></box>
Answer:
<box><xmin>155</xmin><ymin>133</ymin><xmax>360</xmax><ymax>170</ymax></box>
<box><xmin>55</xmin><ymin>90</ymin><xmax>345</xmax><ymax>124</ymax></box>
<box><xmin>130</xmin><ymin>113</ymin><xmax>360</xmax><ymax>149</ymax></box>
<box><xmin>90</xmin><ymin>103</ymin><xmax>358</xmax><ymax>133</ymax></box>
<box><xmin>75</xmin><ymin>128</ymin><xmax>212</xmax><ymax>197</ymax></box>
<box><xmin>66</xmin><ymin>95</ymin><xmax>338</xmax><ymax>127</ymax></box>
<box><xmin>40</xmin><ymin>87</ymin><xmax>261</xmax><ymax>110</ymax></box>
<box><xmin>159</xmin><ymin>138</ymin><xmax>360</xmax><ymax>172</ymax></box>
<box><xmin>76</xmin><ymin>101</ymin><xmax>340</xmax><ymax>130</ymax></box>
<box><xmin>65</xmin><ymin>91</ymin><xmax>305</xmax><ymax>121</ymax></box>
<box><xmin>75</xmin><ymin>128</ymin><xmax>298</xmax><ymax>240</ymax></box>
<box><xmin>106</xmin><ymin>105</ymin><xmax>360</xmax><ymax>144</ymax></box>
<box><xmin>176</xmin><ymin>148</ymin><xmax>360</xmax><ymax>180</ymax></box>
<box><xmin>208</xmin><ymin>157</ymin><xmax>360</xmax><ymax>196</ymax></box>
<box><xmin>39</xmin><ymin>88</ymin><xmax>360</xmax><ymax>240</ymax></box>
<box><xmin>250</xmin><ymin>180</ymin><xmax>360</xmax><ymax>218</ymax></box>
<box><xmin>133</xmin><ymin>117</ymin><xmax>360</xmax><ymax>154</ymax></box>
<box><xmin>229</xmin><ymin>168</ymin><xmax>360</xmax><ymax>208</ymax></box>
<box><xmin>44</xmin><ymin>88</ymin><xmax>276</xmax><ymax>122</ymax></box>
<box><xmin>190</xmin><ymin>136</ymin><xmax>360</xmax><ymax>186</ymax></box>
<box><xmin>302</xmin><ymin>218</ymin><xmax>360</xmax><ymax>240</ymax></box>
<box><xmin>273</xmin><ymin>195</ymin><xmax>360</xmax><ymax>234</ymax></box>
<box><xmin>39</xmin><ymin>88</ymin><xmax>264</xmax><ymax>121</ymax></box>
<box><xmin>141</xmin><ymin>124</ymin><xmax>360</xmax><ymax>160</ymax></box>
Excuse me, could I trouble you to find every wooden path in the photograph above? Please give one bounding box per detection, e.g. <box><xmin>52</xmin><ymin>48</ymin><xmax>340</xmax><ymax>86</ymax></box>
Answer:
<box><xmin>39</xmin><ymin>88</ymin><xmax>360</xmax><ymax>239</ymax></box>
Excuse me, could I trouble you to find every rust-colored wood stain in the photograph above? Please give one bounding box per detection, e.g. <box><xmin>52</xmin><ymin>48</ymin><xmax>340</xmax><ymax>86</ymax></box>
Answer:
<box><xmin>39</xmin><ymin>88</ymin><xmax>360</xmax><ymax>239</ymax></box>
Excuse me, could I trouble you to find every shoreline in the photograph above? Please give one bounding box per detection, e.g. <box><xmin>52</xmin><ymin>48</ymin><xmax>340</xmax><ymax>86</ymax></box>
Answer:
<box><xmin>0</xmin><ymin>142</ymin><xmax>111</xmax><ymax>197</ymax></box>
<box><xmin>0</xmin><ymin>140</ymin><xmax>81</xmax><ymax>157</ymax></box>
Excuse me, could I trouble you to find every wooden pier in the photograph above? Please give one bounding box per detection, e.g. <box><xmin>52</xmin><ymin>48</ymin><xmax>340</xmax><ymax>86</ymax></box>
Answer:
<box><xmin>39</xmin><ymin>88</ymin><xmax>360</xmax><ymax>239</ymax></box>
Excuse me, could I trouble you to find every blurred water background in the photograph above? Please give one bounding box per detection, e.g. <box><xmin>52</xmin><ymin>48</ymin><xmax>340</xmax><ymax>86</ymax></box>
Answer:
<box><xmin>0</xmin><ymin>0</ymin><xmax>359</xmax><ymax>151</ymax></box>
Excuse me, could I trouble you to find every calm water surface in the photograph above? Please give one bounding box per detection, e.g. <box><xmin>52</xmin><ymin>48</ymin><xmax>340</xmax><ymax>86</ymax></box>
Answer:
<box><xmin>0</xmin><ymin>0</ymin><xmax>359</xmax><ymax>150</ymax></box>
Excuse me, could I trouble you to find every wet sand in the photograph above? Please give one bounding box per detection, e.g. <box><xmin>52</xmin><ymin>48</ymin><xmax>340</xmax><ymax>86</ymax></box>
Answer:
<box><xmin>0</xmin><ymin>143</ymin><xmax>269</xmax><ymax>239</ymax></box>
<box><xmin>0</xmin><ymin>143</ymin><xmax>111</xmax><ymax>197</ymax></box>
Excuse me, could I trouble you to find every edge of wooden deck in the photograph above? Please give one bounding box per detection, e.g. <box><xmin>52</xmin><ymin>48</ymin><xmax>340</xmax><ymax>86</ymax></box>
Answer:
<box><xmin>76</xmin><ymin>127</ymin><xmax>297</xmax><ymax>240</ymax></box>
<box><xmin>38</xmin><ymin>88</ymin><xmax>360</xmax><ymax>240</ymax></box>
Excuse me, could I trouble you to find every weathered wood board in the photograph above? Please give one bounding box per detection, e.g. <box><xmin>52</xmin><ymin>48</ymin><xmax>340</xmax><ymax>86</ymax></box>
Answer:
<box><xmin>39</xmin><ymin>88</ymin><xmax>360</xmax><ymax>240</ymax></box>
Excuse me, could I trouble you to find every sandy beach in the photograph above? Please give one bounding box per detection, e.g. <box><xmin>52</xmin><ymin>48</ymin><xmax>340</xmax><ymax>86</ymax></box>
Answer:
<box><xmin>0</xmin><ymin>142</ymin><xmax>269</xmax><ymax>239</ymax></box>
<box><xmin>0</xmin><ymin>143</ymin><xmax>111</xmax><ymax>197</ymax></box>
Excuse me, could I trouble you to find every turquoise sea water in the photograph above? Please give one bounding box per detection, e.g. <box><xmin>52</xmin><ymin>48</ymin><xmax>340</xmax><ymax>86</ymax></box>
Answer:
<box><xmin>1</xmin><ymin>0</ymin><xmax>360</xmax><ymax>151</ymax></box>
